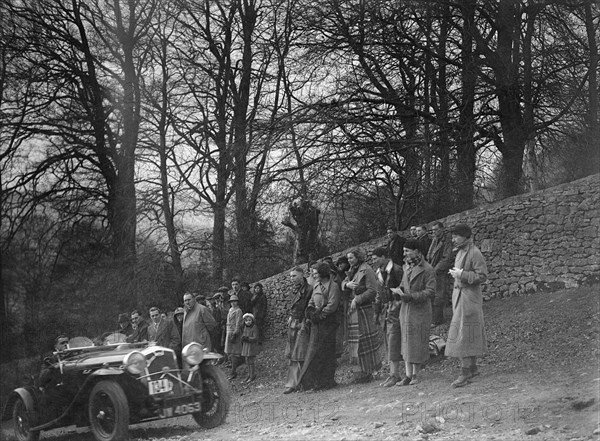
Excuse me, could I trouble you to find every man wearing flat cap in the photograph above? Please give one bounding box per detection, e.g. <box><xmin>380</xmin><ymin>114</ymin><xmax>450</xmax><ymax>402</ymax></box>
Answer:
<box><xmin>445</xmin><ymin>223</ymin><xmax>488</xmax><ymax>388</ymax></box>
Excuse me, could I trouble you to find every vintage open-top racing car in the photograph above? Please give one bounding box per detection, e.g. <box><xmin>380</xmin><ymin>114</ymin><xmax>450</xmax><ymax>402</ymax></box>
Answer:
<box><xmin>1</xmin><ymin>337</ymin><xmax>231</xmax><ymax>441</ymax></box>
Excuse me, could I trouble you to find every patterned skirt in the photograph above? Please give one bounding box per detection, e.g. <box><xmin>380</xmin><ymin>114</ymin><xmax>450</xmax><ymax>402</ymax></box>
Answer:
<box><xmin>347</xmin><ymin>304</ymin><xmax>381</xmax><ymax>373</ymax></box>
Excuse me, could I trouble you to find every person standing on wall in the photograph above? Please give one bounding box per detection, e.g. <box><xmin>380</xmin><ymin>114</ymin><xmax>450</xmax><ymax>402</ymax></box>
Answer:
<box><xmin>445</xmin><ymin>224</ymin><xmax>488</xmax><ymax>388</ymax></box>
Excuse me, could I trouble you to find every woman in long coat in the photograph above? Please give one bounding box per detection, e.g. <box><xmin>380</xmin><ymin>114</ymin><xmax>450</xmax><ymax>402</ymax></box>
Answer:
<box><xmin>225</xmin><ymin>295</ymin><xmax>244</xmax><ymax>379</ymax></box>
<box><xmin>299</xmin><ymin>262</ymin><xmax>340</xmax><ymax>391</ymax></box>
<box><xmin>446</xmin><ymin>224</ymin><xmax>488</xmax><ymax>388</ymax></box>
<box><xmin>396</xmin><ymin>239</ymin><xmax>435</xmax><ymax>385</ymax></box>
<box><xmin>250</xmin><ymin>283</ymin><xmax>268</xmax><ymax>343</ymax></box>
<box><xmin>342</xmin><ymin>247</ymin><xmax>381</xmax><ymax>383</ymax></box>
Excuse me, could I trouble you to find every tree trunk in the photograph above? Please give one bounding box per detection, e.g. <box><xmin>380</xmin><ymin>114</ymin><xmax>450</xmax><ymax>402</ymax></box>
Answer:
<box><xmin>585</xmin><ymin>0</ymin><xmax>599</xmax><ymax>141</ymax></box>
<box><xmin>455</xmin><ymin>0</ymin><xmax>477</xmax><ymax>211</ymax></box>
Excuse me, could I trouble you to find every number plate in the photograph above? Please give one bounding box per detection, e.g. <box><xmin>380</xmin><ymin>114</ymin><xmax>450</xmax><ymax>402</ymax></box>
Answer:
<box><xmin>160</xmin><ymin>401</ymin><xmax>201</xmax><ymax>418</ymax></box>
<box><xmin>148</xmin><ymin>378</ymin><xmax>173</xmax><ymax>395</ymax></box>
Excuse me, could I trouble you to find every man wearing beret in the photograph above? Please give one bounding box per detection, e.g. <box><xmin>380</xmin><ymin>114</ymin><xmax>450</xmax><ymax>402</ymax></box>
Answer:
<box><xmin>445</xmin><ymin>223</ymin><xmax>488</xmax><ymax>388</ymax></box>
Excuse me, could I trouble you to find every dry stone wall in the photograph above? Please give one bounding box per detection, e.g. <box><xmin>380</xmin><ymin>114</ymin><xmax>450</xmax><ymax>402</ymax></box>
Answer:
<box><xmin>259</xmin><ymin>174</ymin><xmax>600</xmax><ymax>338</ymax></box>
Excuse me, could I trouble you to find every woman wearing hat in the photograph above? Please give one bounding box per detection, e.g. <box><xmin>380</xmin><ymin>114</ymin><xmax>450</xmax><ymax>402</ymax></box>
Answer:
<box><xmin>394</xmin><ymin>239</ymin><xmax>435</xmax><ymax>386</ymax></box>
<box><xmin>445</xmin><ymin>224</ymin><xmax>488</xmax><ymax>388</ymax></box>
<box><xmin>225</xmin><ymin>295</ymin><xmax>244</xmax><ymax>379</ymax></box>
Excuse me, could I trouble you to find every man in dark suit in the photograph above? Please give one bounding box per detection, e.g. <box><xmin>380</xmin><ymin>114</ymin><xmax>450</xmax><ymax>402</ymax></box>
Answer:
<box><xmin>415</xmin><ymin>225</ymin><xmax>432</xmax><ymax>258</ymax></box>
<box><xmin>371</xmin><ymin>247</ymin><xmax>404</xmax><ymax>387</ymax></box>
<box><xmin>426</xmin><ymin>221</ymin><xmax>456</xmax><ymax>325</ymax></box>
<box><xmin>127</xmin><ymin>309</ymin><xmax>149</xmax><ymax>343</ymax></box>
<box><xmin>386</xmin><ymin>226</ymin><xmax>406</xmax><ymax>265</ymax></box>
<box><xmin>147</xmin><ymin>307</ymin><xmax>180</xmax><ymax>349</ymax></box>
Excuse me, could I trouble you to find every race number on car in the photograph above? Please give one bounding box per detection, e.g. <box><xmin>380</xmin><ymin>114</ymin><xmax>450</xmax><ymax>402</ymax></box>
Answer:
<box><xmin>148</xmin><ymin>378</ymin><xmax>173</xmax><ymax>395</ymax></box>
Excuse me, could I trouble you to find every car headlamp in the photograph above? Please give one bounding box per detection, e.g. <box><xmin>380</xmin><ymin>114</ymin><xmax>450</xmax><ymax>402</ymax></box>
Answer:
<box><xmin>124</xmin><ymin>351</ymin><xmax>147</xmax><ymax>375</ymax></box>
<box><xmin>182</xmin><ymin>342</ymin><xmax>204</xmax><ymax>366</ymax></box>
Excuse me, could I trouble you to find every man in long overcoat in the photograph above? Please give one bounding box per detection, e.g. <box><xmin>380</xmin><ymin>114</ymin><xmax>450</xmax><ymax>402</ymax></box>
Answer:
<box><xmin>445</xmin><ymin>224</ymin><xmax>488</xmax><ymax>388</ymax></box>
<box><xmin>283</xmin><ymin>267</ymin><xmax>313</xmax><ymax>394</ymax></box>
<box><xmin>427</xmin><ymin>221</ymin><xmax>456</xmax><ymax>325</ymax></box>
<box><xmin>396</xmin><ymin>239</ymin><xmax>435</xmax><ymax>386</ymax></box>
<box><xmin>182</xmin><ymin>292</ymin><xmax>217</xmax><ymax>351</ymax></box>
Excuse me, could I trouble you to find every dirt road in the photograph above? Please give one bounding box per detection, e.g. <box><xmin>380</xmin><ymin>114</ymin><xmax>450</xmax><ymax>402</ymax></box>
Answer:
<box><xmin>2</xmin><ymin>285</ymin><xmax>599</xmax><ymax>440</ymax></box>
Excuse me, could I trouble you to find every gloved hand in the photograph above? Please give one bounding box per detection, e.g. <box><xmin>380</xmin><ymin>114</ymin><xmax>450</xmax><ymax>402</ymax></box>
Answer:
<box><xmin>311</xmin><ymin>310</ymin><xmax>323</xmax><ymax>323</ymax></box>
<box><xmin>241</xmin><ymin>336</ymin><xmax>249</xmax><ymax>343</ymax></box>
<box><xmin>449</xmin><ymin>267</ymin><xmax>463</xmax><ymax>280</ymax></box>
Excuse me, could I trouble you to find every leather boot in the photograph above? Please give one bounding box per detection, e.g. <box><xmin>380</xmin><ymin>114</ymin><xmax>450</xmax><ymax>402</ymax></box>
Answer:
<box><xmin>451</xmin><ymin>367</ymin><xmax>471</xmax><ymax>388</ymax></box>
<box><xmin>470</xmin><ymin>364</ymin><xmax>480</xmax><ymax>378</ymax></box>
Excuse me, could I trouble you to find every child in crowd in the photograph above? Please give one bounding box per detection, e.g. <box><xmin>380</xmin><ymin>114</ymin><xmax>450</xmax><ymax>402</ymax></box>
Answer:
<box><xmin>225</xmin><ymin>295</ymin><xmax>243</xmax><ymax>379</ymax></box>
<box><xmin>241</xmin><ymin>313</ymin><xmax>260</xmax><ymax>383</ymax></box>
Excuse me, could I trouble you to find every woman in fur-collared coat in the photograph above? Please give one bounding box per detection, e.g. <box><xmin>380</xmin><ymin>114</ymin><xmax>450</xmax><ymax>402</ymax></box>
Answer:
<box><xmin>396</xmin><ymin>239</ymin><xmax>435</xmax><ymax>386</ymax></box>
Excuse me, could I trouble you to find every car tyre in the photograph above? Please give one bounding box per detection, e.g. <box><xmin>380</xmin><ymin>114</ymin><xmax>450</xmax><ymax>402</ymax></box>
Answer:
<box><xmin>88</xmin><ymin>380</ymin><xmax>129</xmax><ymax>441</ymax></box>
<box><xmin>12</xmin><ymin>397</ymin><xmax>40</xmax><ymax>441</ymax></box>
<box><xmin>192</xmin><ymin>364</ymin><xmax>231</xmax><ymax>428</ymax></box>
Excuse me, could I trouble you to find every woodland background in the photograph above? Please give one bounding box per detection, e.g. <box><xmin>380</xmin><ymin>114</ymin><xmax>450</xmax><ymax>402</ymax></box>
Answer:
<box><xmin>1</xmin><ymin>0</ymin><xmax>598</xmax><ymax>361</ymax></box>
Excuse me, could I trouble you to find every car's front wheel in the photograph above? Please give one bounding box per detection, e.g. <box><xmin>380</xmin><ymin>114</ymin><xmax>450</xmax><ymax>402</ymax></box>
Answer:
<box><xmin>88</xmin><ymin>380</ymin><xmax>129</xmax><ymax>441</ymax></box>
<box><xmin>192</xmin><ymin>364</ymin><xmax>231</xmax><ymax>428</ymax></box>
<box><xmin>12</xmin><ymin>397</ymin><xmax>40</xmax><ymax>441</ymax></box>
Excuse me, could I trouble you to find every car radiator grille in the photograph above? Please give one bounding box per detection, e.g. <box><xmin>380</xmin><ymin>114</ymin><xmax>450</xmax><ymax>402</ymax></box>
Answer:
<box><xmin>143</xmin><ymin>349</ymin><xmax>184</xmax><ymax>396</ymax></box>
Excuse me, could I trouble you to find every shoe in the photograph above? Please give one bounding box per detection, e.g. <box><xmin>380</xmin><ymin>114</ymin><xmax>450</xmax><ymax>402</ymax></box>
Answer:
<box><xmin>409</xmin><ymin>376</ymin><xmax>419</xmax><ymax>385</ymax></box>
<box><xmin>381</xmin><ymin>375</ymin><xmax>399</xmax><ymax>387</ymax></box>
<box><xmin>396</xmin><ymin>377</ymin><xmax>412</xmax><ymax>386</ymax></box>
<box><xmin>470</xmin><ymin>366</ymin><xmax>480</xmax><ymax>378</ymax></box>
<box><xmin>283</xmin><ymin>387</ymin><xmax>295</xmax><ymax>394</ymax></box>
<box><xmin>451</xmin><ymin>368</ymin><xmax>471</xmax><ymax>388</ymax></box>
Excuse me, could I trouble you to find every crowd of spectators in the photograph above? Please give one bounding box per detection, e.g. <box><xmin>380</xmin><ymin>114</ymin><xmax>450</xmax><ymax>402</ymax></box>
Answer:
<box><xmin>283</xmin><ymin>222</ymin><xmax>488</xmax><ymax>392</ymax></box>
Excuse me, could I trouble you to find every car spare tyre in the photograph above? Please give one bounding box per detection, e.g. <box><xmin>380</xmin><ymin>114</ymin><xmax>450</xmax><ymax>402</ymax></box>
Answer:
<box><xmin>88</xmin><ymin>380</ymin><xmax>129</xmax><ymax>441</ymax></box>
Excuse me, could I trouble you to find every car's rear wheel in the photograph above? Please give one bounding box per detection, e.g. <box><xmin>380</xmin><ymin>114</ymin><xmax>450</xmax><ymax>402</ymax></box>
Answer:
<box><xmin>192</xmin><ymin>364</ymin><xmax>231</xmax><ymax>428</ymax></box>
<box><xmin>12</xmin><ymin>397</ymin><xmax>40</xmax><ymax>441</ymax></box>
<box><xmin>88</xmin><ymin>380</ymin><xmax>129</xmax><ymax>441</ymax></box>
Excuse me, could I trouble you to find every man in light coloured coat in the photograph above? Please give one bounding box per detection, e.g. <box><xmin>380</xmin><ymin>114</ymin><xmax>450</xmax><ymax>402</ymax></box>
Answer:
<box><xmin>182</xmin><ymin>292</ymin><xmax>217</xmax><ymax>351</ymax></box>
<box><xmin>445</xmin><ymin>224</ymin><xmax>488</xmax><ymax>388</ymax></box>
